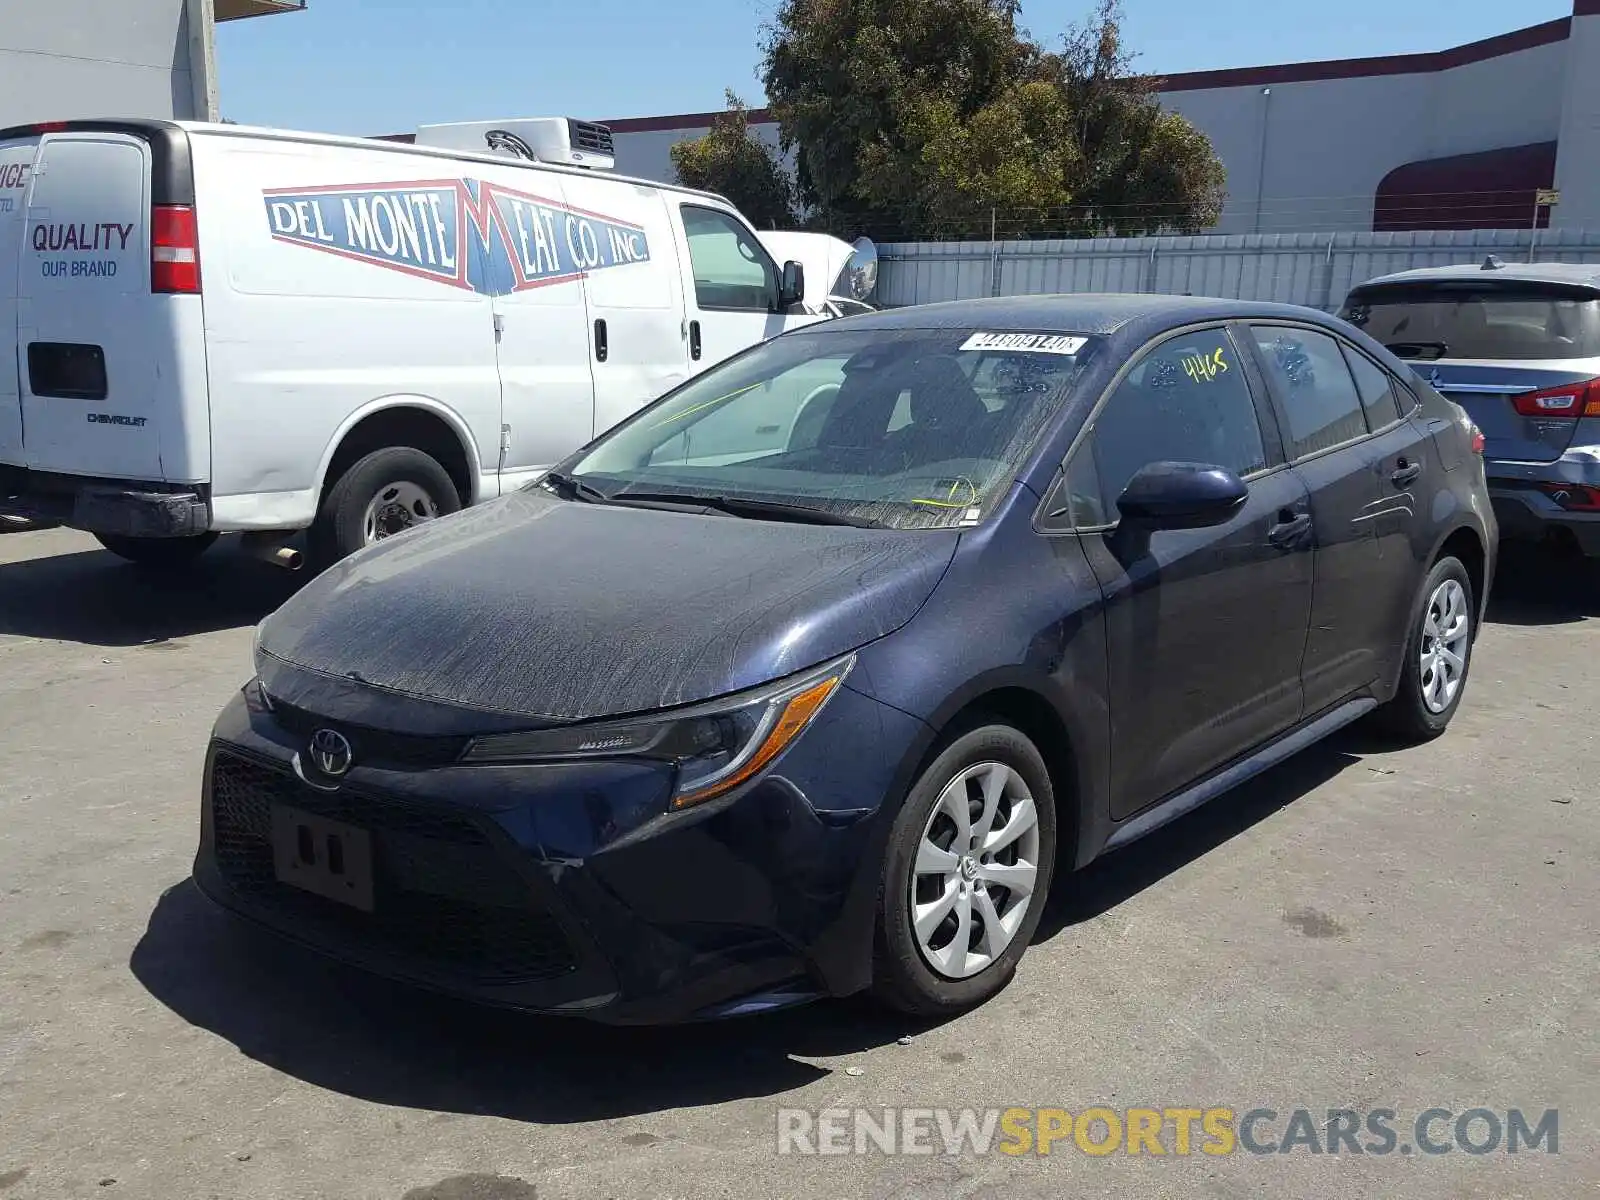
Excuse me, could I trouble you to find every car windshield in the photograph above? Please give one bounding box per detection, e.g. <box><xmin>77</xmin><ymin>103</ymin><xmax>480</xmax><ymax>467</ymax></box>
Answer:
<box><xmin>1340</xmin><ymin>282</ymin><xmax>1600</xmax><ymax>360</ymax></box>
<box><xmin>563</xmin><ymin>327</ymin><xmax>1100</xmax><ymax>530</ymax></box>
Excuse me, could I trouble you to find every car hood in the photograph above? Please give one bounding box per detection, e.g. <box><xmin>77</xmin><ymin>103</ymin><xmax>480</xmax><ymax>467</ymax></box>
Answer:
<box><xmin>256</xmin><ymin>488</ymin><xmax>959</xmax><ymax>723</ymax></box>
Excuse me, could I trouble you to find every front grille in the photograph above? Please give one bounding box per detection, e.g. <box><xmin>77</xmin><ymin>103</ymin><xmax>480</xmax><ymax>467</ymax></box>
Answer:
<box><xmin>567</xmin><ymin>119</ymin><xmax>614</xmax><ymax>157</ymax></box>
<box><xmin>209</xmin><ymin>751</ymin><xmax>576</xmax><ymax>984</ymax></box>
<box><xmin>266</xmin><ymin>700</ymin><xmax>470</xmax><ymax>769</ymax></box>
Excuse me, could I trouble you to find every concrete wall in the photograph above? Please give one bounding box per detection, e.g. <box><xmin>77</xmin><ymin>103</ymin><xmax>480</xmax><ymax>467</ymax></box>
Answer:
<box><xmin>0</xmin><ymin>0</ymin><xmax>211</xmax><ymax>127</ymax></box>
<box><xmin>1161</xmin><ymin>36</ymin><xmax>1567</xmax><ymax>234</ymax></box>
<box><xmin>1555</xmin><ymin>9</ymin><xmax>1600</xmax><ymax>228</ymax></box>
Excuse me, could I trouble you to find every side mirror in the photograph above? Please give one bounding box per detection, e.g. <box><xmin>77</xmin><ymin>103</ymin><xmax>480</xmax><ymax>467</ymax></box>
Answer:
<box><xmin>778</xmin><ymin>260</ymin><xmax>806</xmax><ymax>310</ymax></box>
<box><xmin>1116</xmin><ymin>461</ymin><xmax>1247</xmax><ymax>530</ymax></box>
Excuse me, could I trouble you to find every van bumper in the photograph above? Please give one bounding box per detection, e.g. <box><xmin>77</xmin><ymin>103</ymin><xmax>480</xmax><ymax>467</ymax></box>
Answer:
<box><xmin>0</xmin><ymin>467</ymin><xmax>210</xmax><ymax>538</ymax></box>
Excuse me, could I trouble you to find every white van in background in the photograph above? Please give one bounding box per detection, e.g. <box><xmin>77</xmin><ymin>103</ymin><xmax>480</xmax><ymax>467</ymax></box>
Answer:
<box><xmin>0</xmin><ymin>116</ymin><xmax>873</xmax><ymax>568</ymax></box>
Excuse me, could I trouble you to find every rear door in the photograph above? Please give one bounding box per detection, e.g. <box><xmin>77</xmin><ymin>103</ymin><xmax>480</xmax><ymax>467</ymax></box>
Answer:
<box><xmin>18</xmin><ymin>132</ymin><xmax>159</xmax><ymax>478</ymax></box>
<box><xmin>0</xmin><ymin>136</ymin><xmax>37</xmax><ymax>465</ymax></box>
<box><xmin>1245</xmin><ymin>322</ymin><xmax>1391</xmax><ymax>712</ymax></box>
<box><xmin>1340</xmin><ymin>280</ymin><xmax>1600</xmax><ymax>463</ymax></box>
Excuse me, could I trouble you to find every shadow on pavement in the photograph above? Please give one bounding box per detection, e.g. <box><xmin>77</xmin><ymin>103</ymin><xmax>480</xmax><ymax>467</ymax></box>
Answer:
<box><xmin>130</xmin><ymin>880</ymin><xmax>937</xmax><ymax>1124</ymax></box>
<box><xmin>130</xmin><ymin>729</ymin><xmax>1373</xmax><ymax>1125</ymax></box>
<box><xmin>0</xmin><ymin>537</ymin><xmax>304</xmax><ymax>646</ymax></box>
<box><xmin>1485</xmin><ymin>542</ymin><xmax>1598</xmax><ymax>626</ymax></box>
<box><xmin>1035</xmin><ymin>727</ymin><xmax>1368</xmax><ymax>943</ymax></box>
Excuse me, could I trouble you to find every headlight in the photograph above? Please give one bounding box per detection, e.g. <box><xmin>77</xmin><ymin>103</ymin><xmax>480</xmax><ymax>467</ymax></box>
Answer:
<box><xmin>461</xmin><ymin>655</ymin><xmax>854</xmax><ymax>809</ymax></box>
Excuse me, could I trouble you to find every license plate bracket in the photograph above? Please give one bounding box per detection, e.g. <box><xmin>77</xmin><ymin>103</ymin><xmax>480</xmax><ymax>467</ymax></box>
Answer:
<box><xmin>271</xmin><ymin>805</ymin><xmax>376</xmax><ymax>912</ymax></box>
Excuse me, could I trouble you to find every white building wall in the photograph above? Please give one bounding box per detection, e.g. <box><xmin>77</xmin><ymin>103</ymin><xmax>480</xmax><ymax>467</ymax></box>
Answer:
<box><xmin>0</xmin><ymin>0</ymin><xmax>214</xmax><ymax>126</ymax></box>
<box><xmin>1555</xmin><ymin>10</ymin><xmax>1600</xmax><ymax>228</ymax></box>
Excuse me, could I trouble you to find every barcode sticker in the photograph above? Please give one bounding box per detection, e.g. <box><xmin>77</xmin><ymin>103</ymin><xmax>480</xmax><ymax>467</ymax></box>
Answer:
<box><xmin>960</xmin><ymin>331</ymin><xmax>1087</xmax><ymax>355</ymax></box>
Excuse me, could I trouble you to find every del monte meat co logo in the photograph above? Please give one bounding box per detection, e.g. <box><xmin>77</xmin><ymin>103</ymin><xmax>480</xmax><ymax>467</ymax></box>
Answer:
<box><xmin>263</xmin><ymin>177</ymin><xmax>649</xmax><ymax>297</ymax></box>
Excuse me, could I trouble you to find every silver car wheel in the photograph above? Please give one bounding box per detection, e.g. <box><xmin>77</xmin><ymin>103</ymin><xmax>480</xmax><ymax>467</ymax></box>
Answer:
<box><xmin>1419</xmin><ymin>578</ymin><xmax>1471</xmax><ymax>714</ymax></box>
<box><xmin>362</xmin><ymin>481</ymin><xmax>439</xmax><ymax>545</ymax></box>
<box><xmin>910</xmin><ymin>761</ymin><xmax>1041</xmax><ymax>980</ymax></box>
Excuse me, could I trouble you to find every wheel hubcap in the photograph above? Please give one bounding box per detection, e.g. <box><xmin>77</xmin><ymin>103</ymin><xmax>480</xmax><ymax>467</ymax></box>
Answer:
<box><xmin>1419</xmin><ymin>578</ymin><xmax>1470</xmax><ymax>714</ymax></box>
<box><xmin>362</xmin><ymin>481</ymin><xmax>439</xmax><ymax>545</ymax></box>
<box><xmin>910</xmin><ymin>761</ymin><xmax>1041</xmax><ymax>981</ymax></box>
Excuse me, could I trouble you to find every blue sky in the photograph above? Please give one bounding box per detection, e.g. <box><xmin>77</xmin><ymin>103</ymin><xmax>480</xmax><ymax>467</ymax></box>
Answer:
<box><xmin>217</xmin><ymin>0</ymin><xmax>1572</xmax><ymax>136</ymax></box>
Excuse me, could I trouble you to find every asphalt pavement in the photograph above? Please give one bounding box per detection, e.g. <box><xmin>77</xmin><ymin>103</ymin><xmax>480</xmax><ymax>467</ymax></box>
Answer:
<box><xmin>0</xmin><ymin>527</ymin><xmax>1595</xmax><ymax>1199</ymax></box>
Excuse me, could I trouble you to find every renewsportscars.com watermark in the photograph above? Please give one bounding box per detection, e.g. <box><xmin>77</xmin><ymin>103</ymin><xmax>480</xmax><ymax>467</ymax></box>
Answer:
<box><xmin>776</xmin><ymin>1106</ymin><xmax>1559</xmax><ymax>1158</ymax></box>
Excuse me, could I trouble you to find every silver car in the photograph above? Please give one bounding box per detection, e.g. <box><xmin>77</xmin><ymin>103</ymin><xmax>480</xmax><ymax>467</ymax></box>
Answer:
<box><xmin>1340</xmin><ymin>260</ymin><xmax>1600</xmax><ymax>559</ymax></box>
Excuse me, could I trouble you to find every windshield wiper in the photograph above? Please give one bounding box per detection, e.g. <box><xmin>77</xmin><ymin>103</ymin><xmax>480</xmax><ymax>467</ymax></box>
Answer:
<box><xmin>611</xmin><ymin>490</ymin><xmax>887</xmax><ymax>528</ymax></box>
<box><xmin>1384</xmin><ymin>340</ymin><xmax>1450</xmax><ymax>361</ymax></box>
<box><xmin>541</xmin><ymin>470</ymin><xmax>610</xmax><ymax>504</ymax></box>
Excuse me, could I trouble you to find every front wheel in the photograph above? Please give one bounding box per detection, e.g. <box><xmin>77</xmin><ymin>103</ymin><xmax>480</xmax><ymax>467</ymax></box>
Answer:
<box><xmin>309</xmin><ymin>446</ymin><xmax>461</xmax><ymax>568</ymax></box>
<box><xmin>872</xmin><ymin>722</ymin><xmax>1057</xmax><ymax>1017</ymax></box>
<box><xmin>94</xmin><ymin>532</ymin><xmax>217</xmax><ymax>567</ymax></box>
<box><xmin>1373</xmin><ymin>555</ymin><xmax>1476</xmax><ymax>741</ymax></box>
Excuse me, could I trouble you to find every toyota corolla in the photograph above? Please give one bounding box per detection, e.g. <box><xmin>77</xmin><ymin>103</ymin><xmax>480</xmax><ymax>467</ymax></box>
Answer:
<box><xmin>194</xmin><ymin>295</ymin><xmax>1496</xmax><ymax>1024</ymax></box>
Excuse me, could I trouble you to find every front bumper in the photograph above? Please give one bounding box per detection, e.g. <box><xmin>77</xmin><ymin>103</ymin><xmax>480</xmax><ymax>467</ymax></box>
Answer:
<box><xmin>0</xmin><ymin>466</ymin><xmax>209</xmax><ymax>537</ymax></box>
<box><xmin>192</xmin><ymin>683</ymin><xmax>926</xmax><ymax>1024</ymax></box>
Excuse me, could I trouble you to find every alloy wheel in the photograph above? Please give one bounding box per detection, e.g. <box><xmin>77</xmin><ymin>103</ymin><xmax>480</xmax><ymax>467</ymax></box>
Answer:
<box><xmin>1419</xmin><ymin>578</ymin><xmax>1471</xmax><ymax>714</ymax></box>
<box><xmin>909</xmin><ymin>761</ymin><xmax>1041</xmax><ymax>980</ymax></box>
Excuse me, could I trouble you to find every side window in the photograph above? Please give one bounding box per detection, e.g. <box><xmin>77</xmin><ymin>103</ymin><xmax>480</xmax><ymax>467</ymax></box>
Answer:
<box><xmin>1250</xmin><ymin>326</ymin><xmax>1369</xmax><ymax>458</ymax></box>
<box><xmin>679</xmin><ymin>205</ymin><xmax>777</xmax><ymax>312</ymax></box>
<box><xmin>1073</xmin><ymin>328</ymin><xmax>1267</xmax><ymax>525</ymax></box>
<box><xmin>1342</xmin><ymin>345</ymin><xmax>1403</xmax><ymax>427</ymax></box>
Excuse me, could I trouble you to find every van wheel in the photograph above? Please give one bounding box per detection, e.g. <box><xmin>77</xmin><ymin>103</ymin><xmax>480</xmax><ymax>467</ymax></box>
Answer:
<box><xmin>872</xmin><ymin>722</ymin><xmax>1057</xmax><ymax>1017</ymax></box>
<box><xmin>94</xmin><ymin>532</ymin><xmax>217</xmax><ymax>567</ymax></box>
<box><xmin>310</xmin><ymin>446</ymin><xmax>461</xmax><ymax>567</ymax></box>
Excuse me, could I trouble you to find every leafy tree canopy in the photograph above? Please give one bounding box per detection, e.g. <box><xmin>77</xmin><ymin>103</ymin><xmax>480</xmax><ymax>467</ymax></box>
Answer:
<box><xmin>760</xmin><ymin>0</ymin><xmax>1226</xmax><ymax>239</ymax></box>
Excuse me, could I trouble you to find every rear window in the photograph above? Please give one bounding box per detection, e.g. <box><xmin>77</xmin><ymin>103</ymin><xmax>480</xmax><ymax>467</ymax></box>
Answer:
<box><xmin>1340</xmin><ymin>282</ymin><xmax>1600</xmax><ymax>361</ymax></box>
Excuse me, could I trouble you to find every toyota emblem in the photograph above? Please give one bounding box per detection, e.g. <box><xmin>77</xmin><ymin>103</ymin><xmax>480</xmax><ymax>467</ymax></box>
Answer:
<box><xmin>309</xmin><ymin>728</ymin><xmax>354</xmax><ymax>778</ymax></box>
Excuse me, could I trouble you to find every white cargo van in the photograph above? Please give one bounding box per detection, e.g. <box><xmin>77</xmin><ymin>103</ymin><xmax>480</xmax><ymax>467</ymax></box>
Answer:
<box><xmin>0</xmin><ymin>116</ymin><xmax>869</xmax><ymax>567</ymax></box>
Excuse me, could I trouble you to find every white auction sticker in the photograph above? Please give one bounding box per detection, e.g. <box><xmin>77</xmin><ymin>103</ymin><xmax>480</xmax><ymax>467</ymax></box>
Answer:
<box><xmin>960</xmin><ymin>331</ymin><xmax>1087</xmax><ymax>355</ymax></box>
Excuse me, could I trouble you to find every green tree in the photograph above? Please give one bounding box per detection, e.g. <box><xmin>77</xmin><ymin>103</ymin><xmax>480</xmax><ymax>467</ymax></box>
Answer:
<box><xmin>670</xmin><ymin>91</ymin><xmax>799</xmax><ymax>229</ymax></box>
<box><xmin>761</xmin><ymin>0</ymin><xmax>1225</xmax><ymax>239</ymax></box>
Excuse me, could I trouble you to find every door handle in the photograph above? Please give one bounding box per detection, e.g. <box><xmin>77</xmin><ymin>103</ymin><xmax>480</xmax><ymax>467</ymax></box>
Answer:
<box><xmin>688</xmin><ymin>320</ymin><xmax>702</xmax><ymax>361</ymax></box>
<box><xmin>593</xmin><ymin>318</ymin><xmax>608</xmax><ymax>363</ymax></box>
<box><xmin>1391</xmin><ymin>459</ymin><xmax>1422</xmax><ymax>487</ymax></box>
<box><xmin>1268</xmin><ymin>511</ymin><xmax>1312</xmax><ymax>549</ymax></box>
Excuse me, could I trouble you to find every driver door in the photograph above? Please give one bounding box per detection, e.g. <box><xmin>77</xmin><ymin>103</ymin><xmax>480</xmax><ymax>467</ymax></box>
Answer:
<box><xmin>1064</xmin><ymin>325</ymin><xmax>1315</xmax><ymax>817</ymax></box>
<box><xmin>670</xmin><ymin>204</ymin><xmax>820</xmax><ymax>375</ymax></box>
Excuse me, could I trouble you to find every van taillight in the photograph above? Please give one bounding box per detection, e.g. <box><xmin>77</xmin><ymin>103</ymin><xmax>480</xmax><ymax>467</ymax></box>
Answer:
<box><xmin>151</xmin><ymin>204</ymin><xmax>200</xmax><ymax>294</ymax></box>
<box><xmin>1509</xmin><ymin>377</ymin><xmax>1600</xmax><ymax>418</ymax></box>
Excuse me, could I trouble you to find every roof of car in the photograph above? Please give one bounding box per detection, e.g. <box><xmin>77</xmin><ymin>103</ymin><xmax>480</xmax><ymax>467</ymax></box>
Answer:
<box><xmin>1351</xmin><ymin>261</ymin><xmax>1600</xmax><ymax>290</ymax></box>
<box><xmin>831</xmin><ymin>293</ymin><xmax>1338</xmax><ymax>335</ymax></box>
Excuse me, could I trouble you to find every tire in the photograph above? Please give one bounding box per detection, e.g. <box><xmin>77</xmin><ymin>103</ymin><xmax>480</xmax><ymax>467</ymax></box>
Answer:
<box><xmin>94</xmin><ymin>532</ymin><xmax>217</xmax><ymax>567</ymax></box>
<box><xmin>872</xmin><ymin>721</ymin><xmax>1057</xmax><ymax>1017</ymax></box>
<box><xmin>1373</xmin><ymin>555</ymin><xmax>1476</xmax><ymax>742</ymax></box>
<box><xmin>309</xmin><ymin>446</ymin><xmax>461</xmax><ymax>568</ymax></box>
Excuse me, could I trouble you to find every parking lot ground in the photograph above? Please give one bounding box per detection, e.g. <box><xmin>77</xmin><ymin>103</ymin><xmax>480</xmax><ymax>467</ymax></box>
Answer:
<box><xmin>0</xmin><ymin>527</ymin><xmax>1597</xmax><ymax>1200</ymax></box>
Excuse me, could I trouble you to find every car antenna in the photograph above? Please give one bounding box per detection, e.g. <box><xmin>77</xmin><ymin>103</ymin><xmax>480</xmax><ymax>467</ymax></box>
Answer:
<box><xmin>1481</xmin><ymin>254</ymin><xmax>1506</xmax><ymax>271</ymax></box>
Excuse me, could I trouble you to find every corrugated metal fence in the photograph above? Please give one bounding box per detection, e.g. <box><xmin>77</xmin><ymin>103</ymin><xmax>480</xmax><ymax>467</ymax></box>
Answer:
<box><xmin>876</xmin><ymin>228</ymin><xmax>1600</xmax><ymax>312</ymax></box>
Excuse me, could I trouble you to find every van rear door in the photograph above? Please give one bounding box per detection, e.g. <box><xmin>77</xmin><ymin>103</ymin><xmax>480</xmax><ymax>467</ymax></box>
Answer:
<box><xmin>18</xmin><ymin>131</ymin><xmax>162</xmax><ymax>479</ymax></box>
<box><xmin>0</xmin><ymin>135</ymin><xmax>37</xmax><ymax>466</ymax></box>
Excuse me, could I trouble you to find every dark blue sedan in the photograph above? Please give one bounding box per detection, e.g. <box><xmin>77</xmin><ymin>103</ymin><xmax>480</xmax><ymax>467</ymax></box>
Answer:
<box><xmin>194</xmin><ymin>295</ymin><xmax>1497</xmax><ymax>1023</ymax></box>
